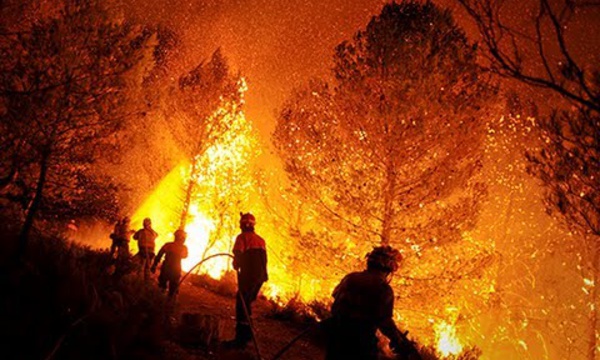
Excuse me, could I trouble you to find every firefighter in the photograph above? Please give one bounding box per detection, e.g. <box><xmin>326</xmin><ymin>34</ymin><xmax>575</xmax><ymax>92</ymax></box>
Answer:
<box><xmin>223</xmin><ymin>212</ymin><xmax>268</xmax><ymax>349</ymax></box>
<box><xmin>109</xmin><ymin>216</ymin><xmax>134</xmax><ymax>260</ymax></box>
<box><xmin>133</xmin><ymin>217</ymin><xmax>158</xmax><ymax>279</ymax></box>
<box><xmin>109</xmin><ymin>216</ymin><xmax>135</xmax><ymax>276</ymax></box>
<box><xmin>326</xmin><ymin>245</ymin><xmax>412</xmax><ymax>360</ymax></box>
<box><xmin>151</xmin><ymin>229</ymin><xmax>188</xmax><ymax>297</ymax></box>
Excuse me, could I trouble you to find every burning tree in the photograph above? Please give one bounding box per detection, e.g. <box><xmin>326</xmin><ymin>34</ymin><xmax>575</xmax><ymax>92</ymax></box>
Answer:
<box><xmin>171</xmin><ymin>49</ymin><xmax>244</xmax><ymax>230</ymax></box>
<box><xmin>0</xmin><ymin>0</ymin><xmax>152</xmax><ymax>255</ymax></box>
<box><xmin>130</xmin><ymin>71</ymin><xmax>258</xmax><ymax>276</ymax></box>
<box><xmin>274</xmin><ymin>0</ymin><xmax>496</xmax><ymax>345</ymax></box>
<box><xmin>110</xmin><ymin>30</ymin><xmax>259</xmax><ymax>274</ymax></box>
<box><xmin>459</xmin><ymin>0</ymin><xmax>600</xmax><ymax>358</ymax></box>
<box><xmin>179</xmin><ymin>77</ymin><xmax>258</xmax><ymax>262</ymax></box>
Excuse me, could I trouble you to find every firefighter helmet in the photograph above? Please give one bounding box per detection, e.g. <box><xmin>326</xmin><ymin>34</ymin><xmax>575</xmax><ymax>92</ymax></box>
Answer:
<box><xmin>366</xmin><ymin>245</ymin><xmax>402</xmax><ymax>273</ymax></box>
<box><xmin>240</xmin><ymin>212</ymin><xmax>256</xmax><ymax>228</ymax></box>
<box><xmin>174</xmin><ymin>229</ymin><xmax>187</xmax><ymax>242</ymax></box>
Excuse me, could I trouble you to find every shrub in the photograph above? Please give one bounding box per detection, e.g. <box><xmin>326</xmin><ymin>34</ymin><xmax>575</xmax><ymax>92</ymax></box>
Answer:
<box><xmin>188</xmin><ymin>270</ymin><xmax>238</xmax><ymax>298</ymax></box>
<box><xmin>0</xmin><ymin>229</ymin><xmax>172</xmax><ymax>360</ymax></box>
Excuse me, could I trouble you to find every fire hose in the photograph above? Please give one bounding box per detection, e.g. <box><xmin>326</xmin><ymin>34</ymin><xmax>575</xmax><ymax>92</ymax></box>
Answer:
<box><xmin>180</xmin><ymin>255</ymin><xmax>421</xmax><ymax>360</ymax></box>
<box><xmin>180</xmin><ymin>253</ymin><xmax>320</xmax><ymax>360</ymax></box>
<box><xmin>179</xmin><ymin>253</ymin><xmax>263</xmax><ymax>360</ymax></box>
<box><xmin>179</xmin><ymin>252</ymin><xmax>234</xmax><ymax>285</ymax></box>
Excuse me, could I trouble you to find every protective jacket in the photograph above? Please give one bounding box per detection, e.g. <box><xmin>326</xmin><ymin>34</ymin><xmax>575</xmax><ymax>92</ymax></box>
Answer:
<box><xmin>133</xmin><ymin>227</ymin><xmax>158</xmax><ymax>251</ymax></box>
<box><xmin>113</xmin><ymin>222</ymin><xmax>133</xmax><ymax>242</ymax></box>
<box><xmin>154</xmin><ymin>242</ymin><xmax>188</xmax><ymax>274</ymax></box>
<box><xmin>327</xmin><ymin>269</ymin><xmax>404</xmax><ymax>360</ymax></box>
<box><xmin>232</xmin><ymin>230</ymin><xmax>268</xmax><ymax>286</ymax></box>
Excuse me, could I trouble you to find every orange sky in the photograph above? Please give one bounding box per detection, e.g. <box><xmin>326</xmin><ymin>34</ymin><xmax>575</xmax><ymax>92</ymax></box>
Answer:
<box><xmin>118</xmin><ymin>0</ymin><xmax>468</xmax><ymax>138</ymax></box>
<box><xmin>117</xmin><ymin>0</ymin><xmax>600</xmax><ymax>143</ymax></box>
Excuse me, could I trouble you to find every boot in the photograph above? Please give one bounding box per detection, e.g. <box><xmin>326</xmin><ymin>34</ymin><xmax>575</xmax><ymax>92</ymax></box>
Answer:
<box><xmin>222</xmin><ymin>323</ymin><xmax>252</xmax><ymax>349</ymax></box>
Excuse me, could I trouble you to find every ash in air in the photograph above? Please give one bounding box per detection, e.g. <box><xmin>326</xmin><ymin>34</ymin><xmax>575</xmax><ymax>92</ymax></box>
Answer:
<box><xmin>1</xmin><ymin>0</ymin><xmax>599</xmax><ymax>359</ymax></box>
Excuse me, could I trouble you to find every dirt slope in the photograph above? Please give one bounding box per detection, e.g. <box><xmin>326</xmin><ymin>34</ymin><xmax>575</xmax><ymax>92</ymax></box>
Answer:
<box><xmin>173</xmin><ymin>283</ymin><xmax>325</xmax><ymax>360</ymax></box>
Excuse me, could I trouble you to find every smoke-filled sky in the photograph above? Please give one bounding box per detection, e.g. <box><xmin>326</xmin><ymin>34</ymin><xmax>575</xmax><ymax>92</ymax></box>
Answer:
<box><xmin>118</xmin><ymin>0</ymin><xmax>400</xmax><ymax>137</ymax></box>
<box><xmin>117</xmin><ymin>0</ymin><xmax>600</xmax><ymax>141</ymax></box>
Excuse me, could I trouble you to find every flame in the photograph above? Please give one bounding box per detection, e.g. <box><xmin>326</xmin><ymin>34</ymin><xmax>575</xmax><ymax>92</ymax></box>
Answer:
<box><xmin>182</xmin><ymin>203</ymin><xmax>221</xmax><ymax>277</ymax></box>
<box><xmin>131</xmin><ymin>163</ymin><xmax>234</xmax><ymax>278</ymax></box>
<box><xmin>132</xmin><ymin>78</ymin><xmax>254</xmax><ymax>279</ymax></box>
<box><xmin>435</xmin><ymin>320</ymin><xmax>464</xmax><ymax>357</ymax></box>
<box><xmin>131</xmin><ymin>78</ymin><xmax>472</xmax><ymax>357</ymax></box>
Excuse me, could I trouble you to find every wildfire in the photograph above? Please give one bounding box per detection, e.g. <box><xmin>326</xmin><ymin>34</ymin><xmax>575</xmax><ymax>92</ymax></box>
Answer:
<box><xmin>130</xmin><ymin>78</ymin><xmax>471</xmax><ymax>357</ymax></box>
<box><xmin>132</xmin><ymin>78</ymin><xmax>256</xmax><ymax>279</ymax></box>
<box><xmin>435</xmin><ymin>320</ymin><xmax>464</xmax><ymax>357</ymax></box>
<box><xmin>181</xmin><ymin>203</ymin><xmax>219</xmax><ymax>276</ymax></box>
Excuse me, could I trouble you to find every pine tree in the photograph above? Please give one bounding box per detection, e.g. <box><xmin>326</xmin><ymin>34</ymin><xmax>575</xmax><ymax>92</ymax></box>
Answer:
<box><xmin>0</xmin><ymin>0</ymin><xmax>152</xmax><ymax>255</ymax></box>
<box><xmin>273</xmin><ymin>0</ymin><xmax>496</xmax><ymax>339</ymax></box>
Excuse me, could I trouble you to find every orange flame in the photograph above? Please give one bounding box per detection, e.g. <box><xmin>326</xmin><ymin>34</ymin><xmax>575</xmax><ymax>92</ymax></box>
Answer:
<box><xmin>132</xmin><ymin>78</ymin><xmax>254</xmax><ymax>279</ymax></box>
<box><xmin>130</xmin><ymin>78</ymin><xmax>475</xmax><ymax>357</ymax></box>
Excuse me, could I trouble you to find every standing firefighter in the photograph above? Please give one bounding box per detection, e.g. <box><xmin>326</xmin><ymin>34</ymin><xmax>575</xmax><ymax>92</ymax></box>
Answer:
<box><xmin>224</xmin><ymin>212</ymin><xmax>268</xmax><ymax>349</ymax></box>
<box><xmin>327</xmin><ymin>245</ymin><xmax>416</xmax><ymax>360</ymax></box>
<box><xmin>110</xmin><ymin>216</ymin><xmax>134</xmax><ymax>260</ymax></box>
<box><xmin>133</xmin><ymin>218</ymin><xmax>158</xmax><ymax>279</ymax></box>
<box><xmin>151</xmin><ymin>229</ymin><xmax>188</xmax><ymax>297</ymax></box>
<box><xmin>109</xmin><ymin>216</ymin><xmax>134</xmax><ymax>276</ymax></box>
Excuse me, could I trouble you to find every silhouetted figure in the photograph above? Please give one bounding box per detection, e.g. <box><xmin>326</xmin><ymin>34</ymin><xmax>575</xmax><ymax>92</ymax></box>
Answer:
<box><xmin>110</xmin><ymin>216</ymin><xmax>134</xmax><ymax>260</ymax></box>
<box><xmin>223</xmin><ymin>212</ymin><xmax>268</xmax><ymax>349</ymax></box>
<box><xmin>326</xmin><ymin>246</ymin><xmax>410</xmax><ymax>360</ymax></box>
<box><xmin>151</xmin><ymin>229</ymin><xmax>188</xmax><ymax>297</ymax></box>
<box><xmin>133</xmin><ymin>217</ymin><xmax>158</xmax><ymax>279</ymax></box>
<box><xmin>109</xmin><ymin>216</ymin><xmax>135</xmax><ymax>276</ymax></box>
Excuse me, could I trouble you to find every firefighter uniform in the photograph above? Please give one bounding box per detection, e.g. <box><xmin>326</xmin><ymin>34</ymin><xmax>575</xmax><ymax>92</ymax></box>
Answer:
<box><xmin>152</xmin><ymin>238</ymin><xmax>188</xmax><ymax>297</ymax></box>
<box><xmin>110</xmin><ymin>219</ymin><xmax>133</xmax><ymax>259</ymax></box>
<box><xmin>133</xmin><ymin>218</ymin><xmax>158</xmax><ymax>279</ymax></box>
<box><xmin>326</xmin><ymin>246</ymin><xmax>408</xmax><ymax>360</ymax></box>
<box><xmin>231</xmin><ymin>223</ymin><xmax>268</xmax><ymax>346</ymax></box>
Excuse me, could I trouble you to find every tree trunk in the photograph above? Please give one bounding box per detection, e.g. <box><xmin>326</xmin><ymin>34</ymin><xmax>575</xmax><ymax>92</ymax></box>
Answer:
<box><xmin>179</xmin><ymin>160</ymin><xmax>198</xmax><ymax>230</ymax></box>
<box><xmin>17</xmin><ymin>151</ymin><xmax>49</xmax><ymax>257</ymax></box>
<box><xmin>381</xmin><ymin>201</ymin><xmax>393</xmax><ymax>245</ymax></box>
<box><xmin>380</xmin><ymin>159</ymin><xmax>397</xmax><ymax>245</ymax></box>
<box><xmin>588</xmin><ymin>243</ymin><xmax>599</xmax><ymax>360</ymax></box>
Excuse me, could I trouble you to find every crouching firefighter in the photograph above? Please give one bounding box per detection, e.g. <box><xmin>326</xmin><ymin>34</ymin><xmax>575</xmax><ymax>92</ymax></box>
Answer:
<box><xmin>224</xmin><ymin>212</ymin><xmax>268</xmax><ymax>349</ymax></box>
<box><xmin>326</xmin><ymin>245</ymin><xmax>419</xmax><ymax>360</ymax></box>
<box><xmin>151</xmin><ymin>229</ymin><xmax>188</xmax><ymax>297</ymax></box>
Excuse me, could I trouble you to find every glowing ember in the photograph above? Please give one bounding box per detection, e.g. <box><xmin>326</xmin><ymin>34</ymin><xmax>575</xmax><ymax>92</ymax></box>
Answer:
<box><xmin>435</xmin><ymin>320</ymin><xmax>464</xmax><ymax>357</ymax></box>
